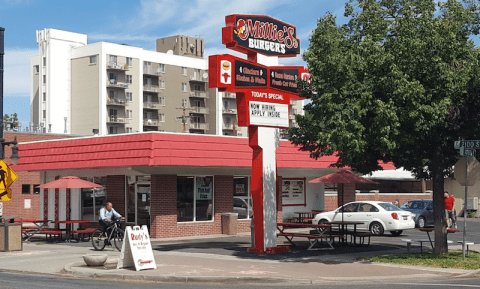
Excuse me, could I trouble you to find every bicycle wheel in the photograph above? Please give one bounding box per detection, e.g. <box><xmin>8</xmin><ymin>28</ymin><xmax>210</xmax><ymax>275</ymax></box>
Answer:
<box><xmin>91</xmin><ymin>229</ymin><xmax>106</xmax><ymax>251</ymax></box>
<box><xmin>114</xmin><ymin>228</ymin><xmax>125</xmax><ymax>251</ymax></box>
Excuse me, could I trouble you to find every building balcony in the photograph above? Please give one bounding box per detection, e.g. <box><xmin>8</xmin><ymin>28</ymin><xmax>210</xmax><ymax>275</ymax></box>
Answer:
<box><xmin>189</xmin><ymin>75</ymin><xmax>208</xmax><ymax>83</ymax></box>
<box><xmin>143</xmin><ymin>102</ymin><xmax>163</xmax><ymax>109</ymax></box>
<box><xmin>223</xmin><ymin>123</ymin><xmax>234</xmax><ymax>130</ymax></box>
<box><xmin>190</xmin><ymin>90</ymin><xmax>209</xmax><ymax>99</ymax></box>
<box><xmin>107</xmin><ymin>80</ymin><xmax>129</xmax><ymax>89</ymax></box>
<box><xmin>143</xmin><ymin>119</ymin><xmax>161</xmax><ymax>126</ymax></box>
<box><xmin>190</xmin><ymin>106</ymin><xmax>209</xmax><ymax>114</ymax></box>
<box><xmin>143</xmin><ymin>85</ymin><xmax>162</xmax><ymax>93</ymax></box>
<box><xmin>222</xmin><ymin>108</ymin><xmax>237</xmax><ymax>114</ymax></box>
<box><xmin>223</xmin><ymin>92</ymin><xmax>236</xmax><ymax>99</ymax></box>
<box><xmin>107</xmin><ymin>98</ymin><xmax>127</xmax><ymax>106</ymax></box>
<box><xmin>189</xmin><ymin>122</ymin><xmax>209</xmax><ymax>130</ymax></box>
<box><xmin>107</xmin><ymin>62</ymin><xmax>130</xmax><ymax>71</ymax></box>
<box><xmin>289</xmin><ymin>114</ymin><xmax>296</xmax><ymax>120</ymax></box>
<box><xmin>143</xmin><ymin>68</ymin><xmax>163</xmax><ymax>76</ymax></box>
<box><xmin>106</xmin><ymin>116</ymin><xmax>130</xmax><ymax>124</ymax></box>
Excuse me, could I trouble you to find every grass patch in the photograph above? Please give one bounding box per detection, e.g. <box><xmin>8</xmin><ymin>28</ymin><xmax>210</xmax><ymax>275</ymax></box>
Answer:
<box><xmin>358</xmin><ymin>250</ymin><xmax>480</xmax><ymax>270</ymax></box>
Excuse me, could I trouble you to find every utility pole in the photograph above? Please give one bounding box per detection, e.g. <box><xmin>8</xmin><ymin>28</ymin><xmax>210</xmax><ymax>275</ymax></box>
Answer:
<box><xmin>175</xmin><ymin>101</ymin><xmax>193</xmax><ymax>133</ymax></box>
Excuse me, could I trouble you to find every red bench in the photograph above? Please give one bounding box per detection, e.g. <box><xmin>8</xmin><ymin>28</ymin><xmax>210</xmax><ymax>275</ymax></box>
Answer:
<box><xmin>277</xmin><ymin>232</ymin><xmax>339</xmax><ymax>250</ymax></box>
<box><xmin>40</xmin><ymin>229</ymin><xmax>63</xmax><ymax>243</ymax></box>
<box><xmin>71</xmin><ymin>228</ymin><xmax>97</xmax><ymax>242</ymax></box>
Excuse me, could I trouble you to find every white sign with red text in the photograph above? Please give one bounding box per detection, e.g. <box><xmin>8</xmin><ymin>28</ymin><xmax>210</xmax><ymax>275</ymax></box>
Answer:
<box><xmin>117</xmin><ymin>225</ymin><xmax>156</xmax><ymax>271</ymax></box>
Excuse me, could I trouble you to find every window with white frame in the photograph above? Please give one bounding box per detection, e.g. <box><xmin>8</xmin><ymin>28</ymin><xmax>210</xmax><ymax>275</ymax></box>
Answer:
<box><xmin>159</xmin><ymin>80</ymin><xmax>165</xmax><ymax>89</ymax></box>
<box><xmin>182</xmin><ymin>83</ymin><xmax>187</xmax><ymax>92</ymax></box>
<box><xmin>43</xmin><ymin>57</ymin><xmax>46</xmax><ymax>66</ymax></box>
<box><xmin>159</xmin><ymin>113</ymin><xmax>165</xmax><ymax>122</ymax></box>
<box><xmin>159</xmin><ymin>63</ymin><xmax>165</xmax><ymax>73</ymax></box>
<box><xmin>43</xmin><ymin>93</ymin><xmax>46</xmax><ymax>102</ymax></box>
<box><xmin>159</xmin><ymin>97</ymin><xmax>165</xmax><ymax>106</ymax></box>
<box><xmin>127</xmin><ymin>110</ymin><xmax>133</xmax><ymax>119</ymax></box>
<box><xmin>34</xmin><ymin>65</ymin><xmax>39</xmax><ymax>74</ymax></box>
<box><xmin>126</xmin><ymin>127</ymin><xmax>133</xmax><ymax>133</ymax></box>
<box><xmin>126</xmin><ymin>75</ymin><xmax>132</xmax><ymax>84</ymax></box>
<box><xmin>43</xmin><ymin>75</ymin><xmax>46</xmax><ymax>84</ymax></box>
<box><xmin>182</xmin><ymin>99</ymin><xmax>188</xmax><ymax>107</ymax></box>
<box><xmin>126</xmin><ymin>92</ymin><xmax>133</xmax><ymax>102</ymax></box>
<box><xmin>177</xmin><ymin>176</ymin><xmax>214</xmax><ymax>222</ymax></box>
<box><xmin>89</xmin><ymin>55</ymin><xmax>97</xmax><ymax>64</ymax></box>
<box><xmin>126</xmin><ymin>57</ymin><xmax>133</xmax><ymax>67</ymax></box>
<box><xmin>181</xmin><ymin>67</ymin><xmax>187</xmax><ymax>75</ymax></box>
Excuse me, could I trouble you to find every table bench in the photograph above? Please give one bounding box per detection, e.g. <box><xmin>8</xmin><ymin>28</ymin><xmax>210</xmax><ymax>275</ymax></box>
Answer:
<box><xmin>71</xmin><ymin>228</ymin><xmax>97</xmax><ymax>242</ymax></box>
<box><xmin>348</xmin><ymin>232</ymin><xmax>372</xmax><ymax>246</ymax></box>
<box><xmin>403</xmin><ymin>239</ymin><xmax>453</xmax><ymax>253</ymax></box>
<box><xmin>277</xmin><ymin>232</ymin><xmax>335</xmax><ymax>250</ymax></box>
<box><xmin>40</xmin><ymin>229</ymin><xmax>64</xmax><ymax>243</ymax></box>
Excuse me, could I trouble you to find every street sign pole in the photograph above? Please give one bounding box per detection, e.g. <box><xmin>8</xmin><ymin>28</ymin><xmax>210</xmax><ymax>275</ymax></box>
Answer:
<box><xmin>463</xmin><ymin>156</ymin><xmax>469</xmax><ymax>260</ymax></box>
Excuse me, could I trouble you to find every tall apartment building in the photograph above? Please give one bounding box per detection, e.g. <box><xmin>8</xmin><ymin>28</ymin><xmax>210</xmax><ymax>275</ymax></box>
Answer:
<box><xmin>30</xmin><ymin>29</ymin><xmax>303</xmax><ymax>137</ymax></box>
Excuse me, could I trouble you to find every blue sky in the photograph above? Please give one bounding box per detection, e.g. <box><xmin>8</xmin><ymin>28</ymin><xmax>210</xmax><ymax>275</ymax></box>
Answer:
<box><xmin>0</xmin><ymin>0</ymin><xmax>350</xmax><ymax>128</ymax></box>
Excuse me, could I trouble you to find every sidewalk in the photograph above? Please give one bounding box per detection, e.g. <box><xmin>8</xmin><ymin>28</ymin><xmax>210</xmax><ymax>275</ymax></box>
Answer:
<box><xmin>0</xmin><ymin>234</ymin><xmax>478</xmax><ymax>285</ymax></box>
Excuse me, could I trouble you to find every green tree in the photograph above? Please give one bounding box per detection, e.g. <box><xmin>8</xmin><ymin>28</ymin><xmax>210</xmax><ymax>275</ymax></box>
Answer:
<box><xmin>290</xmin><ymin>0</ymin><xmax>480</xmax><ymax>254</ymax></box>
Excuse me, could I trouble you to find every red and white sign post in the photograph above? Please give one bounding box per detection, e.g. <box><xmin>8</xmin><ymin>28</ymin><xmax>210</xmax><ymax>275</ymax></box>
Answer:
<box><xmin>210</xmin><ymin>14</ymin><xmax>308</xmax><ymax>254</ymax></box>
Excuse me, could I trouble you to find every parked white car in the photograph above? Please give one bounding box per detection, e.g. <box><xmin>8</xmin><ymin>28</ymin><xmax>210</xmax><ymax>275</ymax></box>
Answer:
<box><xmin>312</xmin><ymin>201</ymin><xmax>415</xmax><ymax>236</ymax></box>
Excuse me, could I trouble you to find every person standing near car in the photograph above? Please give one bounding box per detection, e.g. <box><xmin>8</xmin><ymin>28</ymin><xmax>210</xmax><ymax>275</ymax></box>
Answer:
<box><xmin>444</xmin><ymin>191</ymin><xmax>456</xmax><ymax>229</ymax></box>
<box><xmin>99</xmin><ymin>202</ymin><xmax>124</xmax><ymax>234</ymax></box>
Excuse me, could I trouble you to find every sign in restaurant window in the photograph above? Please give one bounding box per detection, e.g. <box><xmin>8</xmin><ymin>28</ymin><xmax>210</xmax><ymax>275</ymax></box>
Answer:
<box><xmin>282</xmin><ymin>178</ymin><xmax>306</xmax><ymax>206</ymax></box>
<box><xmin>196</xmin><ymin>176</ymin><xmax>213</xmax><ymax>200</ymax></box>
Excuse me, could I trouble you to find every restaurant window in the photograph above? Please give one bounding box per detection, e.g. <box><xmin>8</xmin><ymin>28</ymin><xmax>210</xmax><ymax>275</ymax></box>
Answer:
<box><xmin>233</xmin><ymin>177</ymin><xmax>251</xmax><ymax>219</ymax></box>
<box><xmin>33</xmin><ymin>184</ymin><xmax>40</xmax><ymax>194</ymax></box>
<box><xmin>22</xmin><ymin>184</ymin><xmax>31</xmax><ymax>194</ymax></box>
<box><xmin>177</xmin><ymin>176</ymin><xmax>213</xmax><ymax>222</ymax></box>
<box><xmin>80</xmin><ymin>176</ymin><xmax>107</xmax><ymax>222</ymax></box>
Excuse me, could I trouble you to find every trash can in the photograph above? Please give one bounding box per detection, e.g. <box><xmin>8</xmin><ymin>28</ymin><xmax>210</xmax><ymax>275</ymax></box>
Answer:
<box><xmin>0</xmin><ymin>216</ymin><xmax>23</xmax><ymax>252</ymax></box>
<box><xmin>221</xmin><ymin>213</ymin><xmax>238</xmax><ymax>235</ymax></box>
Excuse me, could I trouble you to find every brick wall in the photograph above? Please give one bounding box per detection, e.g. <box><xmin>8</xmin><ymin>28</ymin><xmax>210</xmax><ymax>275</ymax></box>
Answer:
<box><xmin>3</xmin><ymin>132</ymin><xmax>75</xmax><ymax>218</ymax></box>
<box><xmin>106</xmin><ymin>175</ymin><xmax>126</xmax><ymax>216</ymax></box>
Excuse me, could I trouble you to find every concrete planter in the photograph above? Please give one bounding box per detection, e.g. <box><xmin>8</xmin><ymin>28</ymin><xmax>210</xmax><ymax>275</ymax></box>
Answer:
<box><xmin>83</xmin><ymin>254</ymin><xmax>108</xmax><ymax>266</ymax></box>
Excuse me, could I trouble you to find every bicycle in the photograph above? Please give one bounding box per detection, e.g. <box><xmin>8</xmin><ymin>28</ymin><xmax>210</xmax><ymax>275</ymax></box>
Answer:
<box><xmin>91</xmin><ymin>218</ymin><xmax>125</xmax><ymax>251</ymax></box>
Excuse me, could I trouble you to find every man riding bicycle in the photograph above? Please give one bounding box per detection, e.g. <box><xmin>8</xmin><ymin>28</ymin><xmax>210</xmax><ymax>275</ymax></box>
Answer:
<box><xmin>99</xmin><ymin>202</ymin><xmax>125</xmax><ymax>234</ymax></box>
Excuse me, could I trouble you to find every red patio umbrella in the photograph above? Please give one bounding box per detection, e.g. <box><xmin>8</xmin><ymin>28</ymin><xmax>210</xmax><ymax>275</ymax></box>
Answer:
<box><xmin>309</xmin><ymin>170</ymin><xmax>378</xmax><ymax>222</ymax></box>
<box><xmin>37</xmin><ymin>176</ymin><xmax>103</xmax><ymax>189</ymax></box>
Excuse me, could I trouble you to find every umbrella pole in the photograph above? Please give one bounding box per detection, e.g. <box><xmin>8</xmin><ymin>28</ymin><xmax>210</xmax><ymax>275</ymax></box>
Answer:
<box><xmin>341</xmin><ymin>183</ymin><xmax>344</xmax><ymax>223</ymax></box>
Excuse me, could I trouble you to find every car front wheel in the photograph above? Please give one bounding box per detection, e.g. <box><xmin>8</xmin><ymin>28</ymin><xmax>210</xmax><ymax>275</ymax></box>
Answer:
<box><xmin>370</xmin><ymin>222</ymin><xmax>384</xmax><ymax>236</ymax></box>
<box><xmin>417</xmin><ymin>217</ymin><xmax>426</xmax><ymax>228</ymax></box>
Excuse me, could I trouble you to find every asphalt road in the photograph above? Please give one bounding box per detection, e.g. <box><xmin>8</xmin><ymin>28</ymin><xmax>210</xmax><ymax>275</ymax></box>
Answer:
<box><xmin>0</xmin><ymin>272</ymin><xmax>480</xmax><ymax>289</ymax></box>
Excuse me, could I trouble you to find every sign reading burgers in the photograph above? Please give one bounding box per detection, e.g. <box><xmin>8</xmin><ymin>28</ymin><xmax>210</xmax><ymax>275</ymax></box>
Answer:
<box><xmin>222</xmin><ymin>14</ymin><xmax>300</xmax><ymax>57</ymax></box>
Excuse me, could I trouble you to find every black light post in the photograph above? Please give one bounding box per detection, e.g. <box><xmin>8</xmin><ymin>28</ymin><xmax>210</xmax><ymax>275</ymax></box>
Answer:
<box><xmin>0</xmin><ymin>27</ymin><xmax>20</xmax><ymax>165</ymax></box>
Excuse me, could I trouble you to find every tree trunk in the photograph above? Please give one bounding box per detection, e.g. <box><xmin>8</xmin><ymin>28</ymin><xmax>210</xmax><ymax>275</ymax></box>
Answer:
<box><xmin>432</xmin><ymin>145</ymin><xmax>447</xmax><ymax>255</ymax></box>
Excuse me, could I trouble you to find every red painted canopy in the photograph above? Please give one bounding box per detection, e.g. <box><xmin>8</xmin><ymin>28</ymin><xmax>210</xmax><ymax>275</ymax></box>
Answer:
<box><xmin>37</xmin><ymin>176</ymin><xmax>103</xmax><ymax>189</ymax></box>
<box><xmin>308</xmin><ymin>169</ymin><xmax>379</xmax><ymax>184</ymax></box>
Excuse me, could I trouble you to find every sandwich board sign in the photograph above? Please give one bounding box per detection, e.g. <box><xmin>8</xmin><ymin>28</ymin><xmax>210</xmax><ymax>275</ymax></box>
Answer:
<box><xmin>117</xmin><ymin>225</ymin><xmax>156</xmax><ymax>271</ymax></box>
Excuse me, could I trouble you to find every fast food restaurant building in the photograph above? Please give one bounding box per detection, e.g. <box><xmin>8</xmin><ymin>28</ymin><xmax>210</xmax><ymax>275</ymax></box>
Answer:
<box><xmin>14</xmin><ymin>131</ymin><xmax>394</xmax><ymax>238</ymax></box>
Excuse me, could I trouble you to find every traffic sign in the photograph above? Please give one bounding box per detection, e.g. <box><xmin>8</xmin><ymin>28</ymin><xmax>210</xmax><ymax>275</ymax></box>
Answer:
<box><xmin>460</xmin><ymin>147</ymin><xmax>476</xmax><ymax>157</ymax></box>
<box><xmin>0</xmin><ymin>188</ymin><xmax>12</xmax><ymax>202</ymax></box>
<box><xmin>460</xmin><ymin>140</ymin><xmax>480</xmax><ymax>149</ymax></box>
<box><xmin>454</xmin><ymin>157</ymin><xmax>480</xmax><ymax>186</ymax></box>
<box><xmin>0</xmin><ymin>160</ymin><xmax>18</xmax><ymax>191</ymax></box>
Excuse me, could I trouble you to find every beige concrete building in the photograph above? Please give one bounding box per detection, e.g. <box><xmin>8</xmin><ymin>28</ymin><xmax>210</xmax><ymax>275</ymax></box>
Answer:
<box><xmin>31</xmin><ymin>29</ymin><xmax>303</xmax><ymax>137</ymax></box>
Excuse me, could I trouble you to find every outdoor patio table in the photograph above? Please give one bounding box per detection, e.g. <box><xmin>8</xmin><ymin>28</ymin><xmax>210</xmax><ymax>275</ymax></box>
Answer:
<box><xmin>327</xmin><ymin>221</ymin><xmax>364</xmax><ymax>245</ymax></box>
<box><xmin>417</xmin><ymin>228</ymin><xmax>459</xmax><ymax>249</ymax></box>
<box><xmin>293</xmin><ymin>211</ymin><xmax>318</xmax><ymax>223</ymax></box>
<box><xmin>17</xmin><ymin>219</ymin><xmax>51</xmax><ymax>241</ymax></box>
<box><xmin>53</xmin><ymin>220</ymin><xmax>89</xmax><ymax>242</ymax></box>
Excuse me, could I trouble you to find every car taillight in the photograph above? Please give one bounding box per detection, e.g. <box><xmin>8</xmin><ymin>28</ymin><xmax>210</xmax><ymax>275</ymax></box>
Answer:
<box><xmin>391</xmin><ymin>213</ymin><xmax>398</xmax><ymax>220</ymax></box>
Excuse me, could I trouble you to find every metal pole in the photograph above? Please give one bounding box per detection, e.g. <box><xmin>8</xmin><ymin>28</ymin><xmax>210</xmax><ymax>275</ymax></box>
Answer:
<box><xmin>0</xmin><ymin>27</ymin><xmax>5</xmax><ymax>159</ymax></box>
<box><xmin>463</xmin><ymin>156</ymin><xmax>469</xmax><ymax>260</ymax></box>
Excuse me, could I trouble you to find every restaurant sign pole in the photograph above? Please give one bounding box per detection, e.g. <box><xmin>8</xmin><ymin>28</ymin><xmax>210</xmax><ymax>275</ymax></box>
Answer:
<box><xmin>210</xmin><ymin>14</ymin><xmax>309</xmax><ymax>254</ymax></box>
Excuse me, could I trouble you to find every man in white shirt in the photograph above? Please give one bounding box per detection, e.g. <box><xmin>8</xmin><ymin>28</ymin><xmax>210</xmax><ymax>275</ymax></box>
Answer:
<box><xmin>99</xmin><ymin>202</ymin><xmax>124</xmax><ymax>234</ymax></box>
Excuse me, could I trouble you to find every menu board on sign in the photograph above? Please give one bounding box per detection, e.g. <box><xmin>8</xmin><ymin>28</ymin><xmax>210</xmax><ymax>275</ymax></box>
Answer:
<box><xmin>117</xmin><ymin>225</ymin><xmax>157</xmax><ymax>271</ymax></box>
<box><xmin>270</xmin><ymin>68</ymin><xmax>299</xmax><ymax>93</ymax></box>
<box><xmin>234</xmin><ymin>59</ymin><xmax>268</xmax><ymax>88</ymax></box>
<box><xmin>249</xmin><ymin>100</ymin><xmax>289</xmax><ymax>128</ymax></box>
<box><xmin>282</xmin><ymin>178</ymin><xmax>306</xmax><ymax>206</ymax></box>
<box><xmin>196</xmin><ymin>176</ymin><xmax>213</xmax><ymax>200</ymax></box>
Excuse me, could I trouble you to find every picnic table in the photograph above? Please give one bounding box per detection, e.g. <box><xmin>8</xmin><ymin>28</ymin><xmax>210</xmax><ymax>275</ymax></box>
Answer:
<box><xmin>291</xmin><ymin>211</ymin><xmax>318</xmax><ymax>223</ymax></box>
<box><xmin>17</xmin><ymin>219</ymin><xmax>52</xmax><ymax>241</ymax></box>
<box><xmin>277</xmin><ymin>222</ymin><xmax>335</xmax><ymax>250</ymax></box>
<box><xmin>53</xmin><ymin>220</ymin><xmax>90</xmax><ymax>242</ymax></box>
<box><xmin>327</xmin><ymin>221</ymin><xmax>366</xmax><ymax>245</ymax></box>
<box><xmin>417</xmin><ymin>228</ymin><xmax>459</xmax><ymax>250</ymax></box>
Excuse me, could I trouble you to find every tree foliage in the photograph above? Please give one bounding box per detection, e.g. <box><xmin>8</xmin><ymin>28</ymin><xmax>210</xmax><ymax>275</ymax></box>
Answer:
<box><xmin>290</xmin><ymin>0</ymin><xmax>480</xmax><ymax>254</ymax></box>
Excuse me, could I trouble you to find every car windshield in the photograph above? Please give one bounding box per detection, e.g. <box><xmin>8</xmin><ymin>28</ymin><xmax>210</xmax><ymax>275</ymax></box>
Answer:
<box><xmin>378</xmin><ymin>203</ymin><xmax>401</xmax><ymax>211</ymax></box>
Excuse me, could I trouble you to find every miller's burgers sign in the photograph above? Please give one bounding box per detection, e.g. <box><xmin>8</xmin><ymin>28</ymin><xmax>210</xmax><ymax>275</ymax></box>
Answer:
<box><xmin>222</xmin><ymin>14</ymin><xmax>300</xmax><ymax>57</ymax></box>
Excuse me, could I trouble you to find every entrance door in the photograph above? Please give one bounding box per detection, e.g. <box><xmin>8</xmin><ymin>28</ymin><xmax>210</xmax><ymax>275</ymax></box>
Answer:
<box><xmin>136</xmin><ymin>184</ymin><xmax>151</xmax><ymax>229</ymax></box>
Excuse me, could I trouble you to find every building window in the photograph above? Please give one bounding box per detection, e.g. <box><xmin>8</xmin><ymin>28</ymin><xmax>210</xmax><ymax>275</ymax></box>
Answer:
<box><xmin>126</xmin><ymin>75</ymin><xmax>133</xmax><ymax>84</ymax></box>
<box><xmin>177</xmin><ymin>176</ymin><xmax>214</xmax><ymax>222</ymax></box>
<box><xmin>43</xmin><ymin>110</ymin><xmax>46</xmax><ymax>119</ymax></box>
<box><xmin>34</xmin><ymin>65</ymin><xmax>39</xmax><ymax>74</ymax></box>
<box><xmin>109</xmin><ymin>126</ymin><xmax>117</xmax><ymax>135</ymax></box>
<box><xmin>181</xmin><ymin>67</ymin><xmax>187</xmax><ymax>75</ymax></box>
<box><xmin>159</xmin><ymin>63</ymin><xmax>165</xmax><ymax>73</ymax></box>
<box><xmin>22</xmin><ymin>184</ymin><xmax>31</xmax><ymax>194</ymax></box>
<box><xmin>182</xmin><ymin>83</ymin><xmax>187</xmax><ymax>92</ymax></box>
<box><xmin>159</xmin><ymin>80</ymin><xmax>165</xmax><ymax>89</ymax></box>
<box><xmin>109</xmin><ymin>55</ymin><xmax>117</xmax><ymax>66</ymax></box>
<box><xmin>126</xmin><ymin>127</ymin><xmax>132</xmax><ymax>133</ymax></box>
<box><xmin>33</xmin><ymin>185</ymin><xmax>40</xmax><ymax>194</ymax></box>
<box><xmin>127</xmin><ymin>110</ymin><xmax>133</xmax><ymax>119</ymax></box>
<box><xmin>43</xmin><ymin>57</ymin><xmax>46</xmax><ymax>66</ymax></box>
<box><xmin>159</xmin><ymin>113</ymin><xmax>165</xmax><ymax>122</ymax></box>
<box><xmin>43</xmin><ymin>75</ymin><xmax>46</xmax><ymax>84</ymax></box>
<box><xmin>159</xmin><ymin>97</ymin><xmax>165</xmax><ymax>106</ymax></box>
<box><xmin>126</xmin><ymin>92</ymin><xmax>133</xmax><ymax>102</ymax></box>
<box><xmin>194</xmin><ymin>84</ymin><xmax>201</xmax><ymax>91</ymax></box>
<box><xmin>43</xmin><ymin>93</ymin><xmax>46</xmax><ymax>102</ymax></box>
<box><xmin>126</xmin><ymin>57</ymin><xmax>133</xmax><ymax>67</ymax></box>
<box><xmin>233</xmin><ymin>177</ymin><xmax>251</xmax><ymax>219</ymax></box>
<box><xmin>89</xmin><ymin>55</ymin><xmax>97</xmax><ymax>64</ymax></box>
<box><xmin>182</xmin><ymin>99</ymin><xmax>188</xmax><ymax>107</ymax></box>
<box><xmin>80</xmin><ymin>177</ymin><xmax>106</xmax><ymax>222</ymax></box>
